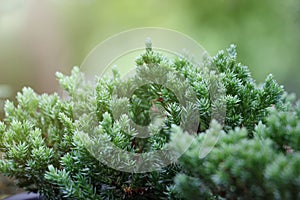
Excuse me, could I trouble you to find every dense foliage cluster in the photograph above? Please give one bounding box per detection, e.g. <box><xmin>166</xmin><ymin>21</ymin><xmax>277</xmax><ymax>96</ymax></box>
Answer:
<box><xmin>0</xmin><ymin>43</ymin><xmax>298</xmax><ymax>199</ymax></box>
<box><xmin>174</xmin><ymin>104</ymin><xmax>300</xmax><ymax>199</ymax></box>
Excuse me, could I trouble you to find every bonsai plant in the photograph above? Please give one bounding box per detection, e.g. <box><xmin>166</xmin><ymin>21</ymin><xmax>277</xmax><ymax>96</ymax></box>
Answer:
<box><xmin>0</xmin><ymin>43</ymin><xmax>297</xmax><ymax>199</ymax></box>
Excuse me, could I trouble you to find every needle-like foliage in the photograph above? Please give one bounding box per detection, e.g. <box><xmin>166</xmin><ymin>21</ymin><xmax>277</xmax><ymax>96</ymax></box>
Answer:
<box><xmin>0</xmin><ymin>43</ymin><xmax>291</xmax><ymax>199</ymax></box>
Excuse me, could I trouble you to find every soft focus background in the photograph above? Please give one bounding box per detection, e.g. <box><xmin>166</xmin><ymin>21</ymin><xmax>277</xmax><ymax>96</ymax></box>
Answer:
<box><xmin>0</xmin><ymin>0</ymin><xmax>299</xmax><ymax>196</ymax></box>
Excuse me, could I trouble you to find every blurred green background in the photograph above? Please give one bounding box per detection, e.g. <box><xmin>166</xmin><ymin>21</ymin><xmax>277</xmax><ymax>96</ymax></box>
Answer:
<box><xmin>0</xmin><ymin>0</ymin><xmax>300</xmax><ymax>195</ymax></box>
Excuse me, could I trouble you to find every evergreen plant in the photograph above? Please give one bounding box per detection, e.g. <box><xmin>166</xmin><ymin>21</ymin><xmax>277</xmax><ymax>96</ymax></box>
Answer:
<box><xmin>0</xmin><ymin>43</ymin><xmax>297</xmax><ymax>199</ymax></box>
